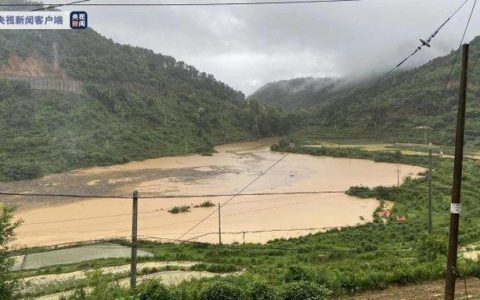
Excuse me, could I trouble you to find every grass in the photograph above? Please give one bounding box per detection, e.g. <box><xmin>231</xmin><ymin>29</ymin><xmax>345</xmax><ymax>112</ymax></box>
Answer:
<box><xmin>15</xmin><ymin>260</ymin><xmax>240</xmax><ymax>299</ymax></box>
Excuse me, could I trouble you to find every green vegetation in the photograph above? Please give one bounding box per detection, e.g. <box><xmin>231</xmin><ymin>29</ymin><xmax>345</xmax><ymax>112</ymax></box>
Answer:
<box><xmin>195</xmin><ymin>201</ymin><xmax>216</xmax><ymax>208</ymax></box>
<box><xmin>251</xmin><ymin>77</ymin><xmax>339</xmax><ymax>110</ymax></box>
<box><xmin>123</xmin><ymin>147</ymin><xmax>478</xmax><ymax>298</ymax></box>
<box><xmin>0</xmin><ymin>27</ymin><xmax>293</xmax><ymax>181</ymax></box>
<box><xmin>0</xmin><ymin>206</ymin><xmax>20</xmax><ymax>299</ymax></box>
<box><xmin>168</xmin><ymin>206</ymin><xmax>191</xmax><ymax>214</ymax></box>
<box><xmin>11</xmin><ymin>143</ymin><xmax>480</xmax><ymax>298</ymax></box>
<box><xmin>3</xmin><ymin>2</ymin><xmax>480</xmax><ymax>299</ymax></box>
<box><xmin>253</xmin><ymin>36</ymin><xmax>480</xmax><ymax>147</ymax></box>
<box><xmin>272</xmin><ymin>139</ymin><xmax>430</xmax><ymax>166</ymax></box>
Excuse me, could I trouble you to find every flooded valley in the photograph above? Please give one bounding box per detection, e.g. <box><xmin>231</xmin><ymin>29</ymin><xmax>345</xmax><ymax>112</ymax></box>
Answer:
<box><xmin>1</xmin><ymin>138</ymin><xmax>424</xmax><ymax>247</ymax></box>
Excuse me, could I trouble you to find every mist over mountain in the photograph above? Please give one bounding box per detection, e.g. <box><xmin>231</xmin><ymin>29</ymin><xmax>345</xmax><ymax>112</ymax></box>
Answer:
<box><xmin>254</xmin><ymin>36</ymin><xmax>480</xmax><ymax>145</ymax></box>
<box><xmin>251</xmin><ymin>77</ymin><xmax>345</xmax><ymax>110</ymax></box>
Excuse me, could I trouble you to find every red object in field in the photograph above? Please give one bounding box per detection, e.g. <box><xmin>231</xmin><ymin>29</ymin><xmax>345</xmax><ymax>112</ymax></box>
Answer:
<box><xmin>396</xmin><ymin>215</ymin><xmax>407</xmax><ymax>223</ymax></box>
<box><xmin>380</xmin><ymin>210</ymin><xmax>391</xmax><ymax>218</ymax></box>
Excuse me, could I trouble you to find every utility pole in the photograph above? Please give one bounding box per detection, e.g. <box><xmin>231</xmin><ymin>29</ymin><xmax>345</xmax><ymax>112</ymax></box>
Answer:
<box><xmin>130</xmin><ymin>191</ymin><xmax>138</xmax><ymax>289</ymax></box>
<box><xmin>218</xmin><ymin>203</ymin><xmax>222</xmax><ymax>245</ymax></box>
<box><xmin>428</xmin><ymin>142</ymin><xmax>433</xmax><ymax>234</ymax></box>
<box><xmin>445</xmin><ymin>43</ymin><xmax>469</xmax><ymax>300</ymax></box>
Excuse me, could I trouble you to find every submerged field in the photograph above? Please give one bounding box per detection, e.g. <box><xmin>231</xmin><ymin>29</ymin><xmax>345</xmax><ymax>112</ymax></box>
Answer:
<box><xmin>0</xmin><ymin>138</ymin><xmax>422</xmax><ymax>247</ymax></box>
<box><xmin>7</xmin><ymin>138</ymin><xmax>480</xmax><ymax>299</ymax></box>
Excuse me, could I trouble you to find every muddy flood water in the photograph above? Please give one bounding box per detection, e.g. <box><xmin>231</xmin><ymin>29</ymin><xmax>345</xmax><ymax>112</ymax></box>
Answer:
<box><xmin>1</xmin><ymin>138</ymin><xmax>424</xmax><ymax>247</ymax></box>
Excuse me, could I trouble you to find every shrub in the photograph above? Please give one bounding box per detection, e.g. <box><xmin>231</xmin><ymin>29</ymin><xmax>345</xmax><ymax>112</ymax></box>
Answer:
<box><xmin>247</xmin><ymin>281</ymin><xmax>277</xmax><ymax>300</ymax></box>
<box><xmin>418</xmin><ymin>234</ymin><xmax>448</xmax><ymax>261</ymax></box>
<box><xmin>3</xmin><ymin>161</ymin><xmax>43</xmax><ymax>181</ymax></box>
<box><xmin>137</xmin><ymin>280</ymin><xmax>172</xmax><ymax>300</ymax></box>
<box><xmin>168</xmin><ymin>206</ymin><xmax>191</xmax><ymax>214</ymax></box>
<box><xmin>281</xmin><ymin>281</ymin><xmax>332</xmax><ymax>300</ymax></box>
<box><xmin>200</xmin><ymin>281</ymin><xmax>242</xmax><ymax>300</ymax></box>
<box><xmin>65</xmin><ymin>270</ymin><xmax>127</xmax><ymax>300</ymax></box>
<box><xmin>198</xmin><ymin>201</ymin><xmax>215</xmax><ymax>208</ymax></box>
<box><xmin>284</xmin><ymin>266</ymin><xmax>313</xmax><ymax>283</ymax></box>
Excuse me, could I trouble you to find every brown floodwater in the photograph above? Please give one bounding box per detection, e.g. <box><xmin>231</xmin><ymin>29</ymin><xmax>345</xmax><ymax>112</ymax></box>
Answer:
<box><xmin>5</xmin><ymin>138</ymin><xmax>424</xmax><ymax>247</ymax></box>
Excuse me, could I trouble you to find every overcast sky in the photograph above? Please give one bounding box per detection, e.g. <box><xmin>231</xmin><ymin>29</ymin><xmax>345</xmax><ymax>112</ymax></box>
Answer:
<box><xmin>58</xmin><ymin>0</ymin><xmax>480</xmax><ymax>94</ymax></box>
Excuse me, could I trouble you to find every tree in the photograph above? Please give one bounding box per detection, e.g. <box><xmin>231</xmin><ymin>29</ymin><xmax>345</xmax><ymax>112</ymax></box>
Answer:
<box><xmin>0</xmin><ymin>206</ymin><xmax>21</xmax><ymax>299</ymax></box>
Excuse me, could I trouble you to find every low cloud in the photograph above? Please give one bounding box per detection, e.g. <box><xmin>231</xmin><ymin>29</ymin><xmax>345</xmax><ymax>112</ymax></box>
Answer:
<box><xmin>58</xmin><ymin>0</ymin><xmax>480</xmax><ymax>94</ymax></box>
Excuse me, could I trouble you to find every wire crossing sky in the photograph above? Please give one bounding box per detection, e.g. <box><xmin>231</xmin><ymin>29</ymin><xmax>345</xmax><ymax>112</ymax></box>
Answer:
<box><xmin>6</xmin><ymin>0</ymin><xmax>480</xmax><ymax>94</ymax></box>
<box><xmin>3</xmin><ymin>0</ymin><xmax>361</xmax><ymax>8</ymax></box>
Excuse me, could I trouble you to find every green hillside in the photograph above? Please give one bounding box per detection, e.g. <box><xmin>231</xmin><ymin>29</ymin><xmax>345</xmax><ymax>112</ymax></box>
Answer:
<box><xmin>0</xmin><ymin>28</ymin><xmax>289</xmax><ymax>181</ymax></box>
<box><xmin>251</xmin><ymin>77</ymin><xmax>342</xmax><ymax>110</ymax></box>
<box><xmin>254</xmin><ymin>37</ymin><xmax>480</xmax><ymax>146</ymax></box>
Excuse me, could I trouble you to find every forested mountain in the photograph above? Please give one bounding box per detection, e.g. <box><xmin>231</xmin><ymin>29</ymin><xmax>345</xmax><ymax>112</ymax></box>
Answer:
<box><xmin>251</xmin><ymin>77</ymin><xmax>343</xmax><ymax>110</ymax></box>
<box><xmin>0</xmin><ymin>16</ymin><xmax>289</xmax><ymax>181</ymax></box>
<box><xmin>254</xmin><ymin>37</ymin><xmax>480</xmax><ymax>146</ymax></box>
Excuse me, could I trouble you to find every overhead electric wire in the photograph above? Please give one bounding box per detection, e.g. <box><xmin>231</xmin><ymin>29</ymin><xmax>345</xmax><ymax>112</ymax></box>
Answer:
<box><xmin>10</xmin><ymin>185</ymin><xmax>426</xmax><ymax>229</ymax></box>
<box><xmin>143</xmin><ymin>196</ymin><xmax>334</xmax><ymax>232</ymax></box>
<box><xmin>387</xmin><ymin>0</ymin><xmax>472</xmax><ymax>75</ymax></box>
<box><xmin>25</xmin><ymin>185</ymin><xmax>423</xmax><ymax>230</ymax></box>
<box><xmin>32</xmin><ymin>0</ymin><xmax>91</xmax><ymax>11</ymax></box>
<box><xmin>185</xmin><ymin>226</ymin><xmax>332</xmax><ymax>241</ymax></box>
<box><xmin>0</xmin><ymin>190</ymin><xmax>345</xmax><ymax>199</ymax></box>
<box><xmin>433</xmin><ymin>0</ymin><xmax>477</xmax><ymax>114</ymax></box>
<box><xmin>176</xmin><ymin>153</ymin><xmax>289</xmax><ymax>240</ymax></box>
<box><xmin>14</xmin><ymin>190</ymin><xmax>348</xmax><ymax>229</ymax></box>
<box><xmin>326</xmin><ymin>0</ymin><xmax>476</xmax><ymax>128</ymax></box>
<box><xmin>20</xmin><ymin>209</ymin><xmax>161</xmax><ymax>226</ymax></box>
<box><xmin>2</xmin><ymin>0</ymin><xmax>360</xmax><ymax>8</ymax></box>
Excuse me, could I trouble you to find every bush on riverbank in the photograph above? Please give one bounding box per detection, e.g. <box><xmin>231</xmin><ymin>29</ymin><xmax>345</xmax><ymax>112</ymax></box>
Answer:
<box><xmin>168</xmin><ymin>206</ymin><xmax>191</xmax><ymax>214</ymax></box>
<box><xmin>271</xmin><ymin>138</ymin><xmax>431</xmax><ymax>167</ymax></box>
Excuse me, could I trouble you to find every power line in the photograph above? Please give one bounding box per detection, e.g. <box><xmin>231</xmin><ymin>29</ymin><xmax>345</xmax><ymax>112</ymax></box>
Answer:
<box><xmin>33</xmin><ymin>0</ymin><xmax>91</xmax><ymax>11</ymax></box>
<box><xmin>434</xmin><ymin>0</ymin><xmax>477</xmax><ymax>114</ymax></box>
<box><xmin>327</xmin><ymin>0</ymin><xmax>476</xmax><ymax>128</ymax></box>
<box><xmin>387</xmin><ymin>0</ymin><xmax>472</xmax><ymax>75</ymax></box>
<box><xmin>10</xmin><ymin>185</ymin><xmax>428</xmax><ymax>228</ymax></box>
<box><xmin>0</xmin><ymin>190</ymin><xmax>344</xmax><ymax>199</ymax></box>
<box><xmin>144</xmin><ymin>197</ymin><xmax>333</xmax><ymax>233</ymax></box>
<box><xmin>176</xmin><ymin>153</ymin><xmax>289</xmax><ymax>240</ymax></box>
<box><xmin>19</xmin><ymin>193</ymin><xmax>337</xmax><ymax>227</ymax></box>
<box><xmin>185</xmin><ymin>226</ymin><xmax>333</xmax><ymax>241</ymax></box>
<box><xmin>20</xmin><ymin>209</ymin><xmax>162</xmax><ymax>226</ymax></box>
<box><xmin>2</xmin><ymin>0</ymin><xmax>361</xmax><ymax>8</ymax></box>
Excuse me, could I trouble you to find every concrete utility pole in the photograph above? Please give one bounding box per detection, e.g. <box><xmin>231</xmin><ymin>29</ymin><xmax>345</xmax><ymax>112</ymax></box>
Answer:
<box><xmin>130</xmin><ymin>191</ymin><xmax>139</xmax><ymax>289</ymax></box>
<box><xmin>218</xmin><ymin>203</ymin><xmax>222</xmax><ymax>245</ymax></box>
<box><xmin>428</xmin><ymin>143</ymin><xmax>433</xmax><ymax>234</ymax></box>
<box><xmin>445</xmin><ymin>43</ymin><xmax>469</xmax><ymax>300</ymax></box>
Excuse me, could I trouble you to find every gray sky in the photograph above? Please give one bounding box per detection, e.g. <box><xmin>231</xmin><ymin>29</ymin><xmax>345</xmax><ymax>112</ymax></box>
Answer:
<box><xmin>60</xmin><ymin>0</ymin><xmax>480</xmax><ymax>94</ymax></box>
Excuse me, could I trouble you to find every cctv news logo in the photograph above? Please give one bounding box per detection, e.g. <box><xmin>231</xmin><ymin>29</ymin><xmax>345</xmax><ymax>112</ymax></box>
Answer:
<box><xmin>0</xmin><ymin>11</ymin><xmax>88</xmax><ymax>30</ymax></box>
<box><xmin>70</xmin><ymin>12</ymin><xmax>88</xmax><ymax>30</ymax></box>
